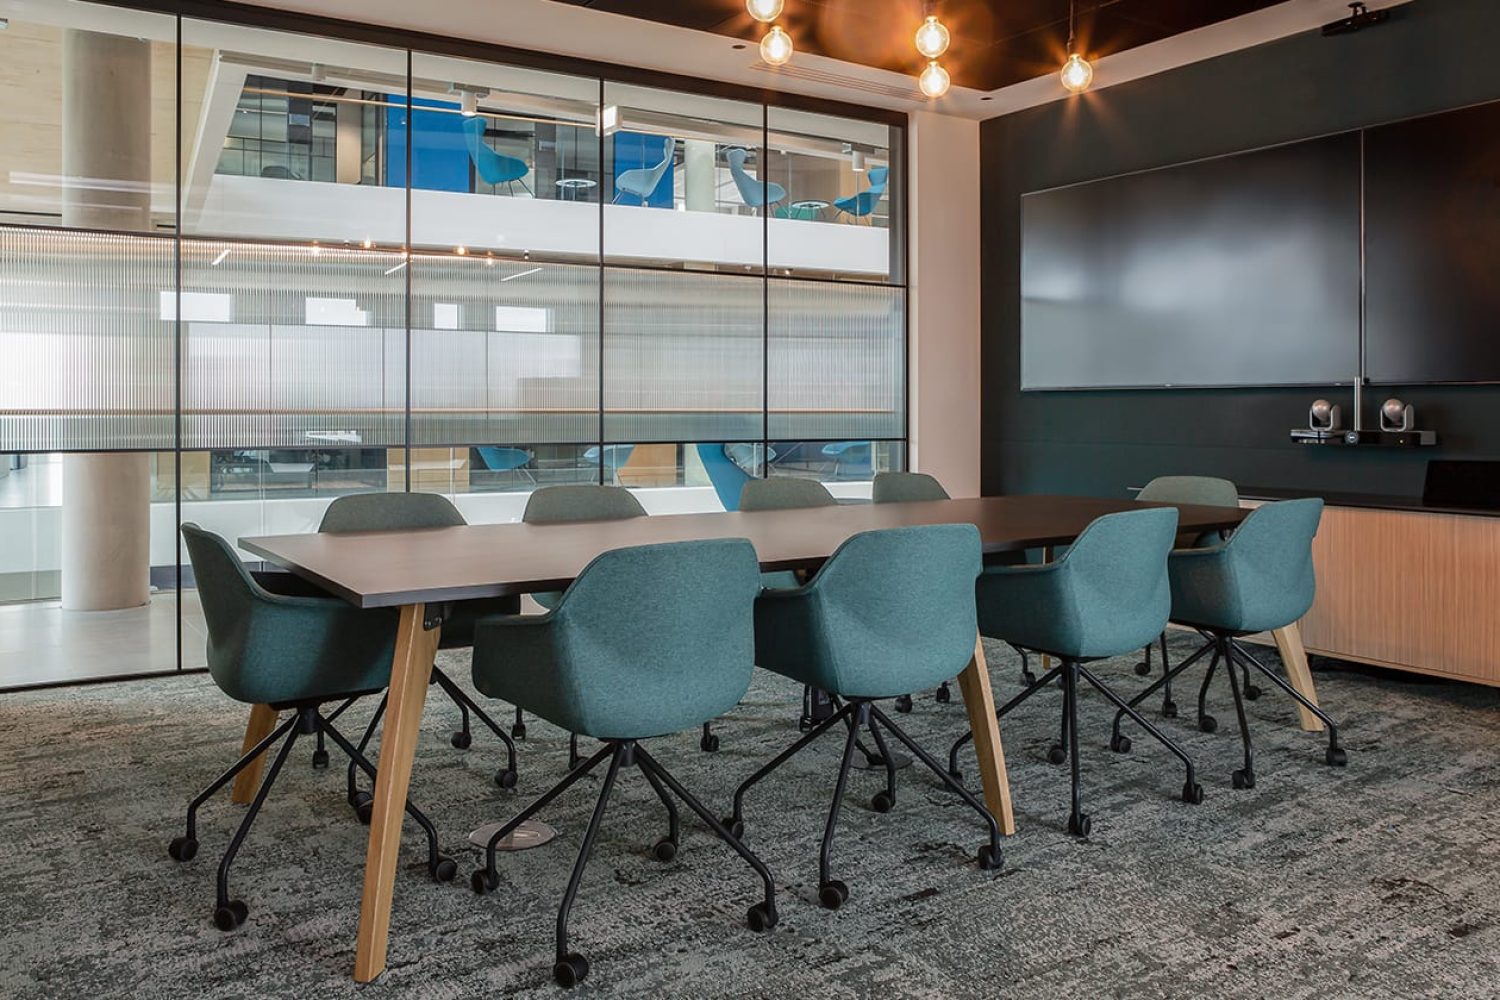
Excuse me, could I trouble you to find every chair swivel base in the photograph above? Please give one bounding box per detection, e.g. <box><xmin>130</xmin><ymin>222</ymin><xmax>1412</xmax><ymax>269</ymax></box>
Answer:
<box><xmin>470</xmin><ymin>739</ymin><xmax>778</xmax><ymax>988</ymax></box>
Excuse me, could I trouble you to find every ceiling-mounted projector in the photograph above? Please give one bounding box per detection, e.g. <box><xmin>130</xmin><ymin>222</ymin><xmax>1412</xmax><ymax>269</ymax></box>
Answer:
<box><xmin>1322</xmin><ymin>2</ymin><xmax>1391</xmax><ymax>36</ymax></box>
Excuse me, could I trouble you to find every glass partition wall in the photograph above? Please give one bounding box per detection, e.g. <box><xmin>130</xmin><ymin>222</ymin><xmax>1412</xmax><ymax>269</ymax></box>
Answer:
<box><xmin>0</xmin><ymin>0</ymin><xmax>908</xmax><ymax>686</ymax></box>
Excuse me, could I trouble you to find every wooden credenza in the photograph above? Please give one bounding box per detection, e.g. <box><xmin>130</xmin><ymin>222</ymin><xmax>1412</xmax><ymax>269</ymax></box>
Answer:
<box><xmin>1244</xmin><ymin>494</ymin><xmax>1500</xmax><ymax>687</ymax></box>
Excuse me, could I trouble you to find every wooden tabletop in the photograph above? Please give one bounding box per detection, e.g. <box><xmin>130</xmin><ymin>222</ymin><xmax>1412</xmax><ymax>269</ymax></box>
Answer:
<box><xmin>240</xmin><ymin>495</ymin><xmax>1245</xmax><ymax>609</ymax></box>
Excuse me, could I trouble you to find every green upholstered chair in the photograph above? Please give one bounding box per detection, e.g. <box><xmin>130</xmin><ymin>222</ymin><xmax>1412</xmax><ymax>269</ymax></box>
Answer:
<box><xmin>317</xmin><ymin>493</ymin><xmax>521</xmax><ymax>812</ymax></box>
<box><xmin>950</xmin><ymin>507</ymin><xmax>1202</xmax><ymax>838</ymax></box>
<box><xmin>738</xmin><ymin>475</ymin><xmax>837</xmax><ymax>512</ymax></box>
<box><xmin>1131</xmin><ymin>476</ymin><xmax>1243</xmax><ymax>713</ymax></box>
<box><xmin>726</xmin><ymin>525</ymin><xmax>1001</xmax><ymax>912</ymax></box>
<box><xmin>1111</xmin><ymin>498</ymin><xmax>1345</xmax><ymax>789</ymax></box>
<box><xmin>171</xmin><ymin>524</ymin><xmax>457</xmax><ymax>933</ymax></box>
<box><xmin>871</xmin><ymin>471</ymin><xmax>1036</xmax><ymax>705</ymax></box>
<box><xmin>467</xmin><ymin>538</ymin><xmax>778</xmax><ymax>987</ymax></box>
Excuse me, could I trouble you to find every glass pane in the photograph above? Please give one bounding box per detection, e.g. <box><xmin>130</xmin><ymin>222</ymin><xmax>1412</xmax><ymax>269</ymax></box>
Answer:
<box><xmin>602</xmin><ymin>442</ymin><xmax>764</xmax><ymax>513</ymax></box>
<box><xmin>180</xmin><ymin>239</ymin><xmax>407</xmax><ymax>451</ymax></box>
<box><xmin>181</xmin><ymin>17</ymin><xmax>407</xmax><ymax>244</ymax></box>
<box><xmin>767</xmin><ymin>108</ymin><xmax>899</xmax><ymax>282</ymax></box>
<box><xmin>409</xmin><ymin>255</ymin><xmax>600</xmax><ymax>447</ymax></box>
<box><xmin>768</xmin><ymin>440</ymin><xmax>905</xmax><ymax>486</ymax></box>
<box><xmin>601</xmin><ymin>83</ymin><xmax>763</xmax><ymax>271</ymax></box>
<box><xmin>768</xmin><ymin>278</ymin><xmax>904</xmax><ymax>441</ymax></box>
<box><xmin>603</xmin><ymin>268</ymin><xmax>763</xmax><ymax>443</ymax></box>
<box><xmin>409</xmin><ymin>54</ymin><xmax>600</xmax><ymax>261</ymax></box>
<box><xmin>0</xmin><ymin>2</ymin><xmax>178</xmax><ymax>230</ymax></box>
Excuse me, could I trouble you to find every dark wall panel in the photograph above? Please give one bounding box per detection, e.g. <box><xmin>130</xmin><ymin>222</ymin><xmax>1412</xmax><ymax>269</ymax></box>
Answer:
<box><xmin>981</xmin><ymin>0</ymin><xmax>1500</xmax><ymax>500</ymax></box>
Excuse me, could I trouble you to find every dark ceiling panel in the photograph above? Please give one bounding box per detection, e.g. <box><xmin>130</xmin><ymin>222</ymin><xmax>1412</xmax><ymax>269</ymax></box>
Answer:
<box><xmin>549</xmin><ymin>0</ymin><xmax>1286</xmax><ymax>91</ymax></box>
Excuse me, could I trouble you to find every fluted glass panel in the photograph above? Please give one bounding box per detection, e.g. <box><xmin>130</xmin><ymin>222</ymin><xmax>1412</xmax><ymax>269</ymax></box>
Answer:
<box><xmin>768</xmin><ymin>279</ymin><xmax>904</xmax><ymax>441</ymax></box>
<box><xmin>410</xmin><ymin>256</ymin><xmax>599</xmax><ymax>445</ymax></box>
<box><xmin>0</xmin><ymin>227</ymin><xmax>176</xmax><ymax>451</ymax></box>
<box><xmin>180</xmin><ymin>239</ymin><xmax>406</xmax><ymax>449</ymax></box>
<box><xmin>603</xmin><ymin>268</ymin><xmax>763</xmax><ymax>443</ymax></box>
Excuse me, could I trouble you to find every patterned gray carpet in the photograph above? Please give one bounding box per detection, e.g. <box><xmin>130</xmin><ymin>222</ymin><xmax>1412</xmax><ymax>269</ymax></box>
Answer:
<box><xmin>2</xmin><ymin>636</ymin><xmax>1499</xmax><ymax>999</ymax></box>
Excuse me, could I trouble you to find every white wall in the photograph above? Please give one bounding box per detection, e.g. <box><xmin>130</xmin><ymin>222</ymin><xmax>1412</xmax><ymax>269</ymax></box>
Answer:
<box><xmin>908</xmin><ymin>111</ymin><xmax>982</xmax><ymax>497</ymax></box>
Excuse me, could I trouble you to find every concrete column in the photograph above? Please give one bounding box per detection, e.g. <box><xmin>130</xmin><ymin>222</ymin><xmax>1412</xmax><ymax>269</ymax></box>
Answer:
<box><xmin>60</xmin><ymin>30</ymin><xmax>154</xmax><ymax>611</ymax></box>
<box><xmin>683</xmin><ymin>139</ymin><xmax>717</xmax><ymax>213</ymax></box>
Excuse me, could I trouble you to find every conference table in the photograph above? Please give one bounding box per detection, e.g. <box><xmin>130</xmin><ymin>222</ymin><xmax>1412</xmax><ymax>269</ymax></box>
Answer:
<box><xmin>239</xmin><ymin>493</ymin><xmax>1258</xmax><ymax>983</ymax></box>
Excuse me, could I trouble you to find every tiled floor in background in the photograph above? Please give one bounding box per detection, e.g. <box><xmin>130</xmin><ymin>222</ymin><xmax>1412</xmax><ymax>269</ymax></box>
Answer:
<box><xmin>0</xmin><ymin>590</ymin><xmax>204</xmax><ymax>687</ymax></box>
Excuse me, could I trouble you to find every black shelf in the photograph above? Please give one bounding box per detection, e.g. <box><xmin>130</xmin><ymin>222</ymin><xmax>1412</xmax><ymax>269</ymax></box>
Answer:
<box><xmin>1289</xmin><ymin>429</ymin><xmax>1437</xmax><ymax>447</ymax></box>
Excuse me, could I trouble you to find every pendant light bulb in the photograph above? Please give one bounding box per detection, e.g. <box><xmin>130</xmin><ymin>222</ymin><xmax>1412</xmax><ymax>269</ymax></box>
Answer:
<box><xmin>1060</xmin><ymin>52</ymin><xmax>1093</xmax><ymax>93</ymax></box>
<box><xmin>746</xmin><ymin>0</ymin><xmax>784</xmax><ymax>23</ymax></box>
<box><xmin>760</xmin><ymin>25</ymin><xmax>793</xmax><ymax>66</ymax></box>
<box><xmin>919</xmin><ymin>60</ymin><xmax>950</xmax><ymax>99</ymax></box>
<box><xmin>915</xmin><ymin>15</ymin><xmax>950</xmax><ymax>59</ymax></box>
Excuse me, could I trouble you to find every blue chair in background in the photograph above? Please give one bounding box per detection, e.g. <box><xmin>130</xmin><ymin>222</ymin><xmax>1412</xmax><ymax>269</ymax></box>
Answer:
<box><xmin>582</xmin><ymin>444</ymin><xmax>635</xmax><ymax>483</ymax></box>
<box><xmin>171</xmin><ymin>525</ymin><xmax>456</xmax><ymax>932</ymax></box>
<box><xmin>463</xmin><ymin>117</ymin><xmax>532</xmax><ymax>196</ymax></box>
<box><xmin>1131</xmin><ymin>476</ymin><xmax>1242</xmax><ymax>716</ymax></box>
<box><xmin>696</xmin><ymin>443</ymin><xmax>758</xmax><ymax>511</ymax></box>
<box><xmin>726</xmin><ymin>147</ymin><xmax>786</xmax><ymax>213</ymax></box>
<box><xmin>475</xmin><ymin>446</ymin><xmax>535</xmax><ymax>485</ymax></box>
<box><xmin>726</xmin><ymin>526</ymin><xmax>1001</xmax><ymax>911</ymax></box>
<box><xmin>1111</xmin><ymin>498</ymin><xmax>1346</xmax><ymax>789</ymax></box>
<box><xmin>833</xmin><ymin>166</ymin><xmax>888</xmax><ymax>223</ymax></box>
<box><xmin>820</xmin><ymin>441</ymin><xmax>872</xmax><ymax>480</ymax></box>
<box><xmin>613</xmin><ymin>134</ymin><xmax>675</xmax><ymax>204</ymax></box>
<box><xmin>317</xmin><ymin>493</ymin><xmax>522</xmax><ymax>820</ymax></box>
<box><xmin>950</xmin><ymin>507</ymin><xmax>1203</xmax><ymax>837</ymax></box>
<box><xmin>468</xmin><ymin>538</ymin><xmax>778</xmax><ymax>987</ymax></box>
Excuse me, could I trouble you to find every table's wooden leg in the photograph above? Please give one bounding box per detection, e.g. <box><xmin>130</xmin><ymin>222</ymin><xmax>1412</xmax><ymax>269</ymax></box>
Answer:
<box><xmin>230</xmin><ymin>703</ymin><xmax>280</xmax><ymax>805</ymax></box>
<box><xmin>354</xmin><ymin>603</ymin><xmax>440</xmax><ymax>984</ymax></box>
<box><xmin>1271</xmin><ymin>622</ymin><xmax>1323</xmax><ymax>732</ymax></box>
<box><xmin>955</xmin><ymin>635</ymin><xmax>1015</xmax><ymax>836</ymax></box>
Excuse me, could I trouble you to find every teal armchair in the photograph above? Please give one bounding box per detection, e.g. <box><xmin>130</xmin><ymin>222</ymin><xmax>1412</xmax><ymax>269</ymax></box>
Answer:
<box><xmin>728</xmin><ymin>525</ymin><xmax>1001</xmax><ymax>913</ymax></box>
<box><xmin>1112</xmin><ymin>498</ymin><xmax>1345</xmax><ymax>790</ymax></box>
<box><xmin>1131</xmin><ymin>475</ymin><xmax>1243</xmax><ymax>711</ymax></box>
<box><xmin>951</xmin><ymin>507</ymin><xmax>1201</xmax><ymax>838</ymax></box>
<box><xmin>467</xmin><ymin>539</ymin><xmax>778</xmax><ymax>987</ymax></box>
<box><xmin>171</xmin><ymin>524</ymin><xmax>456</xmax><ymax>934</ymax></box>
<box><xmin>317</xmin><ymin>492</ymin><xmax>521</xmax><ymax>806</ymax></box>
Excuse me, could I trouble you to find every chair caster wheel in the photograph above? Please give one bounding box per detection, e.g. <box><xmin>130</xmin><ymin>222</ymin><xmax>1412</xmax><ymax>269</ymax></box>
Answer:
<box><xmin>1046</xmin><ymin>744</ymin><xmax>1066</xmax><ymax>766</ymax></box>
<box><xmin>1109</xmin><ymin>733</ymin><xmax>1132</xmax><ymax>754</ymax></box>
<box><xmin>650</xmin><ymin>837</ymin><xmax>678</xmax><ymax>862</ymax></box>
<box><xmin>870</xmin><ymin>791</ymin><xmax>894</xmax><ymax>814</ymax></box>
<box><xmin>1326</xmin><ymin>746</ymin><xmax>1348</xmax><ymax>767</ymax></box>
<box><xmin>351</xmin><ymin>790</ymin><xmax>373</xmax><ymax>825</ymax></box>
<box><xmin>1134</xmin><ymin>659</ymin><xmax>1151</xmax><ymax>677</ymax></box>
<box><xmin>1067</xmin><ymin>811</ymin><xmax>1092</xmax><ymax>838</ymax></box>
<box><xmin>213</xmin><ymin>899</ymin><xmax>248</xmax><ymax>932</ymax></box>
<box><xmin>1231</xmin><ymin>768</ymin><xmax>1255</xmax><ymax>790</ymax></box>
<box><xmin>311</xmin><ymin>748</ymin><xmax>330</xmax><ymax>769</ymax></box>
<box><xmin>700</xmin><ymin>732</ymin><xmax>720</xmax><ymax>753</ymax></box>
<box><xmin>1182</xmin><ymin>780</ymin><xmax>1204</xmax><ymax>805</ymax></box>
<box><xmin>470</xmin><ymin>868</ymin><xmax>499</xmax><ymax>895</ymax></box>
<box><xmin>511</xmin><ymin>722</ymin><xmax>527</xmax><ymax>740</ymax></box>
<box><xmin>1243</xmin><ymin>683</ymin><xmax>1262</xmax><ymax>701</ymax></box>
<box><xmin>1161</xmin><ymin>699</ymin><xmax>1179</xmax><ymax>719</ymax></box>
<box><xmin>554</xmin><ymin>952</ymin><xmax>590</xmax><ymax>988</ymax></box>
<box><xmin>494</xmin><ymin>768</ymin><xmax>518</xmax><ymax>790</ymax></box>
<box><xmin>977</xmin><ymin>844</ymin><xmax>1002</xmax><ymax>871</ymax></box>
<box><xmin>1198</xmin><ymin>715</ymin><xmax>1218</xmax><ymax>734</ymax></box>
<box><xmin>431</xmin><ymin>856</ymin><xmax>458</xmax><ymax>882</ymax></box>
<box><xmin>935</xmin><ymin>685</ymin><xmax>951</xmax><ymax>704</ymax></box>
<box><xmin>167</xmin><ymin>836</ymin><xmax>198</xmax><ymax>862</ymax></box>
<box><xmin>894</xmin><ymin>694</ymin><xmax>913</xmax><ymax>714</ymax></box>
<box><xmin>818</xmin><ymin>879</ymin><xmax>849</xmax><ymax>911</ymax></box>
<box><xmin>747</xmin><ymin>901</ymin><xmax>779</xmax><ymax>932</ymax></box>
<box><xmin>450</xmin><ymin>730</ymin><xmax>472</xmax><ymax>750</ymax></box>
<box><xmin>721</xmin><ymin>817</ymin><xmax>745</xmax><ymax>841</ymax></box>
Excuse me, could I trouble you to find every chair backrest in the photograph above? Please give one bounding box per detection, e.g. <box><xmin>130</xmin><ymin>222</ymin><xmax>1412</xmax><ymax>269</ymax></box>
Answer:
<box><xmin>1200</xmin><ymin>498</ymin><xmax>1323</xmax><ymax>631</ymax></box>
<box><xmin>319</xmin><ymin>492</ymin><xmax>465</xmax><ymax>533</ymax></box>
<box><xmin>725</xmin><ymin>147</ymin><xmax>765</xmax><ymax>207</ymax></box>
<box><xmin>1055</xmin><ymin>506</ymin><xmax>1179</xmax><ymax>656</ymax></box>
<box><xmin>781</xmin><ymin>525</ymin><xmax>982</xmax><ymax>696</ymax></box>
<box><xmin>181</xmin><ymin>523</ymin><xmax>260</xmax><ymax>674</ymax></box>
<box><xmin>476</xmin><ymin>446</ymin><xmax>531</xmax><ymax>472</ymax></box>
<box><xmin>522</xmin><ymin>483</ymin><xmax>646</xmax><ymax>524</ymax></box>
<box><xmin>549</xmin><ymin>538</ymin><xmax>762</xmax><ymax>738</ymax></box>
<box><xmin>866</xmin><ymin>166</ymin><xmax>889</xmax><ymax>195</ymax></box>
<box><xmin>1137</xmin><ymin>475</ymin><xmax>1239</xmax><ymax>508</ymax></box>
<box><xmin>872</xmin><ymin>471</ymin><xmax>950</xmax><ymax>503</ymax></box>
<box><xmin>739</xmin><ymin>476</ymin><xmax>837</xmax><ymax>512</ymax></box>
